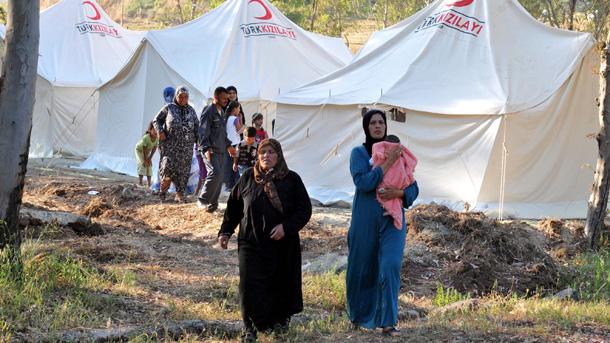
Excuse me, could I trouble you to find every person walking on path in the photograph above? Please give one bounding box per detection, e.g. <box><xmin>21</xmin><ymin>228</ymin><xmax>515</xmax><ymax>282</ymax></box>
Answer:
<box><xmin>135</xmin><ymin>121</ymin><xmax>158</xmax><ymax>188</ymax></box>
<box><xmin>153</xmin><ymin>86</ymin><xmax>199</xmax><ymax>203</ymax></box>
<box><xmin>346</xmin><ymin>109</ymin><xmax>419</xmax><ymax>336</ymax></box>
<box><xmin>197</xmin><ymin>87</ymin><xmax>236</xmax><ymax>212</ymax></box>
<box><xmin>219</xmin><ymin>138</ymin><xmax>312</xmax><ymax>342</ymax></box>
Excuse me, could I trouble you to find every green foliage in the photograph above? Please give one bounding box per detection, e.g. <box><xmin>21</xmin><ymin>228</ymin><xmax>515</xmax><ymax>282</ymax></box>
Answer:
<box><xmin>0</xmin><ymin>234</ymin><xmax>136</xmax><ymax>339</ymax></box>
<box><xmin>564</xmin><ymin>248</ymin><xmax>610</xmax><ymax>301</ymax></box>
<box><xmin>127</xmin><ymin>0</ymin><xmax>155</xmax><ymax>17</ymax></box>
<box><xmin>303</xmin><ymin>271</ymin><xmax>347</xmax><ymax>311</ymax></box>
<box><xmin>371</xmin><ymin>0</ymin><xmax>426</xmax><ymax>29</ymax></box>
<box><xmin>0</xmin><ymin>5</ymin><xmax>6</xmax><ymax>25</ymax></box>
<box><xmin>433</xmin><ymin>282</ymin><xmax>471</xmax><ymax>307</ymax></box>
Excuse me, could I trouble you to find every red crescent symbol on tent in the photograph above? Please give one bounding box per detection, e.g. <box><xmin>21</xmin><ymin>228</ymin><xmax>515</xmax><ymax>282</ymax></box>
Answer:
<box><xmin>82</xmin><ymin>1</ymin><xmax>102</xmax><ymax>20</ymax></box>
<box><xmin>248</xmin><ymin>0</ymin><xmax>272</xmax><ymax>20</ymax></box>
<box><xmin>446</xmin><ymin>0</ymin><xmax>475</xmax><ymax>7</ymax></box>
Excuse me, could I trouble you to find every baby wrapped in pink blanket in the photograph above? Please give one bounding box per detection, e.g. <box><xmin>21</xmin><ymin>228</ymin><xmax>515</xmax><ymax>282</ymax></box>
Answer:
<box><xmin>372</xmin><ymin>135</ymin><xmax>417</xmax><ymax>229</ymax></box>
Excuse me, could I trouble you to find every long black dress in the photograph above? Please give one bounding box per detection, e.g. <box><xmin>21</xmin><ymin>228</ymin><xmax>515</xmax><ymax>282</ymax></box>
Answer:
<box><xmin>219</xmin><ymin>168</ymin><xmax>312</xmax><ymax>331</ymax></box>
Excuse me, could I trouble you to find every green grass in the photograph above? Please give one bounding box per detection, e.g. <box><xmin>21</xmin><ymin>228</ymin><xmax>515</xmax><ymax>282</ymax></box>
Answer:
<box><xmin>3</xmin><ymin>232</ymin><xmax>610</xmax><ymax>342</ymax></box>
<box><xmin>433</xmin><ymin>282</ymin><xmax>472</xmax><ymax>307</ymax></box>
<box><xmin>564</xmin><ymin>248</ymin><xmax>610</xmax><ymax>301</ymax></box>
<box><xmin>0</xmin><ymin>232</ymin><xmax>137</xmax><ymax>340</ymax></box>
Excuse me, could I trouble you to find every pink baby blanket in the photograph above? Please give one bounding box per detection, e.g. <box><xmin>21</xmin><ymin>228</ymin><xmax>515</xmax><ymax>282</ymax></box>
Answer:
<box><xmin>372</xmin><ymin>141</ymin><xmax>418</xmax><ymax>229</ymax></box>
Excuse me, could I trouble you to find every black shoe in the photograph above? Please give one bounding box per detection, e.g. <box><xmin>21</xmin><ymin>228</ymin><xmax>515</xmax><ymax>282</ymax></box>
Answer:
<box><xmin>241</xmin><ymin>328</ymin><xmax>256</xmax><ymax>342</ymax></box>
<box><xmin>206</xmin><ymin>205</ymin><xmax>217</xmax><ymax>213</ymax></box>
<box><xmin>159</xmin><ymin>192</ymin><xmax>166</xmax><ymax>202</ymax></box>
<box><xmin>382</xmin><ymin>326</ymin><xmax>401</xmax><ymax>337</ymax></box>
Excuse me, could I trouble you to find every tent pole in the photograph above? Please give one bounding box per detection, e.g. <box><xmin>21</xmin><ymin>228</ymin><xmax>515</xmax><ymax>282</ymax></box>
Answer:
<box><xmin>499</xmin><ymin>114</ymin><xmax>508</xmax><ymax>220</ymax></box>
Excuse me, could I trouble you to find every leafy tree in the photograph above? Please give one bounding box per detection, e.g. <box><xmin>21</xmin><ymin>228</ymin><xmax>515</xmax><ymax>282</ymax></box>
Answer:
<box><xmin>372</xmin><ymin>0</ymin><xmax>426</xmax><ymax>29</ymax></box>
<box><xmin>0</xmin><ymin>5</ymin><xmax>6</xmax><ymax>25</ymax></box>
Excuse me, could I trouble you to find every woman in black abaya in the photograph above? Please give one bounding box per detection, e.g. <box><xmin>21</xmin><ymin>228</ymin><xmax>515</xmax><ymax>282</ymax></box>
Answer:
<box><xmin>218</xmin><ymin>138</ymin><xmax>312</xmax><ymax>341</ymax></box>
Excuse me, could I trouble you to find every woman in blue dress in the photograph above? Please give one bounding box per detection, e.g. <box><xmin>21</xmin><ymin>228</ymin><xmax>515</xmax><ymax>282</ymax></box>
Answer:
<box><xmin>346</xmin><ymin>109</ymin><xmax>419</xmax><ymax>336</ymax></box>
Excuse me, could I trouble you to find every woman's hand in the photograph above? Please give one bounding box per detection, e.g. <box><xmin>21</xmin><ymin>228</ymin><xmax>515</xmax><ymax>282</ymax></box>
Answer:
<box><xmin>380</xmin><ymin>145</ymin><xmax>402</xmax><ymax>174</ymax></box>
<box><xmin>378</xmin><ymin>186</ymin><xmax>404</xmax><ymax>201</ymax></box>
<box><xmin>270</xmin><ymin>224</ymin><xmax>285</xmax><ymax>240</ymax></box>
<box><xmin>386</xmin><ymin>145</ymin><xmax>401</xmax><ymax>164</ymax></box>
<box><xmin>218</xmin><ymin>235</ymin><xmax>229</xmax><ymax>249</ymax></box>
<box><xmin>159</xmin><ymin>132</ymin><xmax>166</xmax><ymax>141</ymax></box>
<box><xmin>206</xmin><ymin>150</ymin><xmax>212</xmax><ymax>162</ymax></box>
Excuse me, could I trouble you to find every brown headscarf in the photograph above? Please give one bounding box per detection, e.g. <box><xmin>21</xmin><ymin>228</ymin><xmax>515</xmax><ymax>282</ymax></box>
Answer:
<box><xmin>254</xmin><ymin>138</ymin><xmax>289</xmax><ymax>214</ymax></box>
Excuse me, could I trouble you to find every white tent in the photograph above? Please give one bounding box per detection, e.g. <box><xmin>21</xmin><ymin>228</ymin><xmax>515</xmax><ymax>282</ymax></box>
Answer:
<box><xmin>82</xmin><ymin>0</ymin><xmax>353</xmax><ymax>176</ymax></box>
<box><xmin>274</xmin><ymin>0</ymin><xmax>599</xmax><ymax>219</ymax></box>
<box><xmin>31</xmin><ymin>0</ymin><xmax>145</xmax><ymax>157</ymax></box>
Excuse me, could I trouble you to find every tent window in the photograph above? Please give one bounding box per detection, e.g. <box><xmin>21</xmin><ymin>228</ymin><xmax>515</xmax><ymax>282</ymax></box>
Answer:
<box><xmin>388</xmin><ymin>108</ymin><xmax>406</xmax><ymax>123</ymax></box>
<box><xmin>361</xmin><ymin>107</ymin><xmax>406</xmax><ymax>123</ymax></box>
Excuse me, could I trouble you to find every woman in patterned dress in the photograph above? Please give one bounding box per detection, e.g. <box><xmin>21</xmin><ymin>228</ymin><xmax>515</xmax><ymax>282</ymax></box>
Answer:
<box><xmin>153</xmin><ymin>86</ymin><xmax>199</xmax><ymax>202</ymax></box>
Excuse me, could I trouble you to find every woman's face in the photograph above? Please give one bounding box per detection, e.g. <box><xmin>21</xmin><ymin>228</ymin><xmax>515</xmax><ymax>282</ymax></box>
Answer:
<box><xmin>177</xmin><ymin>93</ymin><xmax>188</xmax><ymax>106</ymax></box>
<box><xmin>368</xmin><ymin>113</ymin><xmax>386</xmax><ymax>140</ymax></box>
<box><xmin>228</xmin><ymin>90</ymin><xmax>237</xmax><ymax>101</ymax></box>
<box><xmin>259</xmin><ymin>145</ymin><xmax>278</xmax><ymax>170</ymax></box>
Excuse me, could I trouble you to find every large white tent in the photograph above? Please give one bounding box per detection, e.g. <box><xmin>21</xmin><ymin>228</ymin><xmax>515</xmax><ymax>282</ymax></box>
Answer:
<box><xmin>31</xmin><ymin>0</ymin><xmax>145</xmax><ymax>157</ymax></box>
<box><xmin>274</xmin><ymin>0</ymin><xmax>599</xmax><ymax>219</ymax></box>
<box><xmin>82</xmin><ymin>0</ymin><xmax>353</xmax><ymax>176</ymax></box>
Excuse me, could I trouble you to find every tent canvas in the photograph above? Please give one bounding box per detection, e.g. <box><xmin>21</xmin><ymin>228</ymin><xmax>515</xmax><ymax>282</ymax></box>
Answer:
<box><xmin>31</xmin><ymin>0</ymin><xmax>145</xmax><ymax>157</ymax></box>
<box><xmin>274</xmin><ymin>0</ymin><xmax>599</xmax><ymax>219</ymax></box>
<box><xmin>81</xmin><ymin>0</ymin><xmax>353</xmax><ymax>176</ymax></box>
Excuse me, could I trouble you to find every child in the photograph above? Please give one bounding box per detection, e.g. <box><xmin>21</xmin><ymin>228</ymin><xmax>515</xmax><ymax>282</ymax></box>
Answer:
<box><xmin>225</xmin><ymin>101</ymin><xmax>243</xmax><ymax>190</ymax></box>
<box><xmin>371</xmin><ymin>134</ymin><xmax>417</xmax><ymax>229</ymax></box>
<box><xmin>135</xmin><ymin>121</ymin><xmax>159</xmax><ymax>187</ymax></box>
<box><xmin>251</xmin><ymin>113</ymin><xmax>268</xmax><ymax>143</ymax></box>
<box><xmin>233</xmin><ymin>126</ymin><xmax>258</xmax><ymax>177</ymax></box>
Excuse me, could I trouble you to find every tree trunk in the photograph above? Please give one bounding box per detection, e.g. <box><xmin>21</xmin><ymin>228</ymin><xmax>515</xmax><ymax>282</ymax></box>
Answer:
<box><xmin>544</xmin><ymin>0</ymin><xmax>559</xmax><ymax>28</ymax></box>
<box><xmin>567</xmin><ymin>0</ymin><xmax>576</xmax><ymax>30</ymax></box>
<box><xmin>585</xmin><ymin>32</ymin><xmax>610</xmax><ymax>251</ymax></box>
<box><xmin>0</xmin><ymin>0</ymin><xmax>40</xmax><ymax>271</ymax></box>
<box><xmin>383</xmin><ymin>0</ymin><xmax>388</xmax><ymax>29</ymax></box>
<box><xmin>190</xmin><ymin>0</ymin><xmax>197</xmax><ymax>21</ymax></box>
<box><xmin>176</xmin><ymin>0</ymin><xmax>184</xmax><ymax>24</ymax></box>
<box><xmin>310</xmin><ymin>0</ymin><xmax>318</xmax><ymax>32</ymax></box>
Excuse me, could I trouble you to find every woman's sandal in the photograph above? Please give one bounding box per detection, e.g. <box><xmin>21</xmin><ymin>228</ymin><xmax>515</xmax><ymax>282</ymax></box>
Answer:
<box><xmin>240</xmin><ymin>329</ymin><xmax>256</xmax><ymax>342</ymax></box>
<box><xmin>382</xmin><ymin>326</ymin><xmax>401</xmax><ymax>337</ymax></box>
<box><xmin>159</xmin><ymin>192</ymin><xmax>166</xmax><ymax>202</ymax></box>
<box><xmin>349</xmin><ymin>322</ymin><xmax>360</xmax><ymax>331</ymax></box>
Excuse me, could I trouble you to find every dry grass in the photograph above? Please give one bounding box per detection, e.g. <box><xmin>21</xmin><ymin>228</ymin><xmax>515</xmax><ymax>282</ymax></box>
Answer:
<box><xmin>4</xmin><ymin>158</ymin><xmax>608</xmax><ymax>342</ymax></box>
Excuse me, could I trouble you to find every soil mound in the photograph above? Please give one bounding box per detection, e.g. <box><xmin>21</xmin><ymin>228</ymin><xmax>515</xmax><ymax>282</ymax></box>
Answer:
<box><xmin>405</xmin><ymin>204</ymin><xmax>559</xmax><ymax>296</ymax></box>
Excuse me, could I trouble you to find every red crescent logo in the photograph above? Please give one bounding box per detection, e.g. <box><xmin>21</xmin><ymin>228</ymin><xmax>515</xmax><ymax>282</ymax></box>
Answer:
<box><xmin>82</xmin><ymin>1</ymin><xmax>102</xmax><ymax>20</ymax></box>
<box><xmin>446</xmin><ymin>0</ymin><xmax>475</xmax><ymax>7</ymax></box>
<box><xmin>248</xmin><ymin>0</ymin><xmax>272</xmax><ymax>20</ymax></box>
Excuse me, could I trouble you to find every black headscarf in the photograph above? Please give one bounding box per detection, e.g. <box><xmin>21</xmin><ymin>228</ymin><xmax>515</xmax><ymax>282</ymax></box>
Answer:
<box><xmin>362</xmin><ymin>109</ymin><xmax>387</xmax><ymax>157</ymax></box>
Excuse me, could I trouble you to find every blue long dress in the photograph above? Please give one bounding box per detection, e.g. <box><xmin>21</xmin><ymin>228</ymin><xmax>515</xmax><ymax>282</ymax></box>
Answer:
<box><xmin>346</xmin><ymin>145</ymin><xmax>419</xmax><ymax>329</ymax></box>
